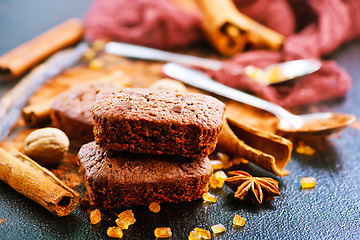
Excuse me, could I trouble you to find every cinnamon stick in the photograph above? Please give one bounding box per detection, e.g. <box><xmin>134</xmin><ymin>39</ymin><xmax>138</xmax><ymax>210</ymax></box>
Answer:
<box><xmin>22</xmin><ymin>98</ymin><xmax>54</xmax><ymax>127</ymax></box>
<box><xmin>0</xmin><ymin>18</ymin><xmax>83</xmax><ymax>81</ymax></box>
<box><xmin>217</xmin><ymin>118</ymin><xmax>292</xmax><ymax>176</ymax></box>
<box><xmin>196</xmin><ymin>0</ymin><xmax>285</xmax><ymax>56</ymax></box>
<box><xmin>0</xmin><ymin>147</ymin><xmax>80</xmax><ymax>217</ymax></box>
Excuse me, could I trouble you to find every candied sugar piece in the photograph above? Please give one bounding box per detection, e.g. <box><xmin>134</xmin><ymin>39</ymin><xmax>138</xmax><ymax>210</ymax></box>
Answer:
<box><xmin>296</xmin><ymin>142</ymin><xmax>315</xmax><ymax>155</ymax></box>
<box><xmin>188</xmin><ymin>230</ymin><xmax>202</xmax><ymax>240</ymax></box>
<box><xmin>209</xmin><ymin>175</ymin><xmax>223</xmax><ymax>189</ymax></box>
<box><xmin>211</xmin><ymin>224</ymin><xmax>226</xmax><ymax>234</ymax></box>
<box><xmin>203</xmin><ymin>192</ymin><xmax>217</xmax><ymax>203</ymax></box>
<box><xmin>233</xmin><ymin>214</ymin><xmax>246</xmax><ymax>227</ymax></box>
<box><xmin>82</xmin><ymin>48</ymin><xmax>96</xmax><ymax>61</ymax></box>
<box><xmin>216</xmin><ymin>152</ymin><xmax>229</xmax><ymax>162</ymax></box>
<box><xmin>116</xmin><ymin>210</ymin><xmax>136</xmax><ymax>229</ymax></box>
<box><xmin>214</xmin><ymin>171</ymin><xmax>227</xmax><ymax>181</ymax></box>
<box><xmin>107</xmin><ymin>226</ymin><xmax>123</xmax><ymax>238</ymax></box>
<box><xmin>90</xmin><ymin>209</ymin><xmax>101</xmax><ymax>224</ymax></box>
<box><xmin>149</xmin><ymin>202</ymin><xmax>161</xmax><ymax>213</ymax></box>
<box><xmin>211</xmin><ymin>160</ymin><xmax>223</xmax><ymax>170</ymax></box>
<box><xmin>194</xmin><ymin>228</ymin><xmax>211</xmax><ymax>239</ymax></box>
<box><xmin>154</xmin><ymin>227</ymin><xmax>172</xmax><ymax>238</ymax></box>
<box><xmin>89</xmin><ymin>58</ymin><xmax>104</xmax><ymax>70</ymax></box>
<box><xmin>91</xmin><ymin>39</ymin><xmax>106</xmax><ymax>52</ymax></box>
<box><xmin>301</xmin><ymin>176</ymin><xmax>316</xmax><ymax>189</ymax></box>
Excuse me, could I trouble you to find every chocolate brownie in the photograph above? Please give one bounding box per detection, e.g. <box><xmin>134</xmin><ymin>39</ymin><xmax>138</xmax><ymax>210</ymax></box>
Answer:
<box><xmin>92</xmin><ymin>88</ymin><xmax>225</xmax><ymax>158</ymax></box>
<box><xmin>50</xmin><ymin>83</ymin><xmax>112</xmax><ymax>146</ymax></box>
<box><xmin>77</xmin><ymin>142</ymin><xmax>212</xmax><ymax>209</ymax></box>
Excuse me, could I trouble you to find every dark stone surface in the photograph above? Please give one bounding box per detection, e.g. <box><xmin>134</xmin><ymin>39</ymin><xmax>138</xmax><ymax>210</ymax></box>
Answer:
<box><xmin>1</xmin><ymin>1</ymin><xmax>360</xmax><ymax>239</ymax></box>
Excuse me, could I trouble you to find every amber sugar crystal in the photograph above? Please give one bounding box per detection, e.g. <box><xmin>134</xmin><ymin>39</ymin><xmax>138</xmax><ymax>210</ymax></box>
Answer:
<box><xmin>214</xmin><ymin>171</ymin><xmax>228</xmax><ymax>181</ymax></box>
<box><xmin>107</xmin><ymin>226</ymin><xmax>123</xmax><ymax>238</ymax></box>
<box><xmin>188</xmin><ymin>230</ymin><xmax>202</xmax><ymax>240</ymax></box>
<box><xmin>90</xmin><ymin>209</ymin><xmax>101</xmax><ymax>224</ymax></box>
<box><xmin>116</xmin><ymin>210</ymin><xmax>136</xmax><ymax>230</ymax></box>
<box><xmin>211</xmin><ymin>160</ymin><xmax>223</xmax><ymax>170</ymax></box>
<box><xmin>301</xmin><ymin>176</ymin><xmax>316</xmax><ymax>189</ymax></box>
<box><xmin>202</xmin><ymin>192</ymin><xmax>217</xmax><ymax>203</ymax></box>
<box><xmin>209</xmin><ymin>175</ymin><xmax>222</xmax><ymax>189</ymax></box>
<box><xmin>154</xmin><ymin>227</ymin><xmax>172</xmax><ymax>238</ymax></box>
<box><xmin>233</xmin><ymin>214</ymin><xmax>246</xmax><ymax>227</ymax></box>
<box><xmin>193</xmin><ymin>227</ymin><xmax>211</xmax><ymax>239</ymax></box>
<box><xmin>211</xmin><ymin>224</ymin><xmax>226</xmax><ymax>234</ymax></box>
<box><xmin>149</xmin><ymin>202</ymin><xmax>161</xmax><ymax>213</ymax></box>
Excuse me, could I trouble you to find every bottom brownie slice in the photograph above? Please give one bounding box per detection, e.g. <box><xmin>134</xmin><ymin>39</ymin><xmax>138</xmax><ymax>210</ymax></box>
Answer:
<box><xmin>77</xmin><ymin>142</ymin><xmax>212</xmax><ymax>210</ymax></box>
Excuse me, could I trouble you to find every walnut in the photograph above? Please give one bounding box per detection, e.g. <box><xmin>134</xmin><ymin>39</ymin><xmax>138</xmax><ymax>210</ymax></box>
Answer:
<box><xmin>23</xmin><ymin>127</ymin><xmax>69</xmax><ymax>166</ymax></box>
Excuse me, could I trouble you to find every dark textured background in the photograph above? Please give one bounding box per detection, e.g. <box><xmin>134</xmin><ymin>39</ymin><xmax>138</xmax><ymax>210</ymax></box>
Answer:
<box><xmin>1</xmin><ymin>1</ymin><xmax>360</xmax><ymax>239</ymax></box>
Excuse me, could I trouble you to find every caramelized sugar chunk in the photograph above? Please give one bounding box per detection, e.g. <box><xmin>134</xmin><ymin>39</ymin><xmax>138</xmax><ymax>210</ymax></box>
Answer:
<box><xmin>202</xmin><ymin>192</ymin><xmax>217</xmax><ymax>203</ymax></box>
<box><xmin>209</xmin><ymin>175</ymin><xmax>222</xmax><ymax>189</ymax></box>
<box><xmin>233</xmin><ymin>214</ymin><xmax>246</xmax><ymax>227</ymax></box>
<box><xmin>154</xmin><ymin>227</ymin><xmax>172</xmax><ymax>238</ymax></box>
<box><xmin>89</xmin><ymin>58</ymin><xmax>104</xmax><ymax>70</ymax></box>
<box><xmin>211</xmin><ymin>160</ymin><xmax>223</xmax><ymax>170</ymax></box>
<box><xmin>214</xmin><ymin>171</ymin><xmax>228</xmax><ymax>181</ymax></box>
<box><xmin>149</xmin><ymin>202</ymin><xmax>161</xmax><ymax>213</ymax></box>
<box><xmin>194</xmin><ymin>228</ymin><xmax>211</xmax><ymax>239</ymax></box>
<box><xmin>188</xmin><ymin>230</ymin><xmax>202</xmax><ymax>240</ymax></box>
<box><xmin>90</xmin><ymin>209</ymin><xmax>101</xmax><ymax>224</ymax></box>
<box><xmin>107</xmin><ymin>226</ymin><xmax>123</xmax><ymax>238</ymax></box>
<box><xmin>211</xmin><ymin>224</ymin><xmax>226</xmax><ymax>234</ymax></box>
<box><xmin>301</xmin><ymin>176</ymin><xmax>316</xmax><ymax>189</ymax></box>
<box><xmin>116</xmin><ymin>210</ymin><xmax>136</xmax><ymax>230</ymax></box>
<box><xmin>296</xmin><ymin>142</ymin><xmax>315</xmax><ymax>155</ymax></box>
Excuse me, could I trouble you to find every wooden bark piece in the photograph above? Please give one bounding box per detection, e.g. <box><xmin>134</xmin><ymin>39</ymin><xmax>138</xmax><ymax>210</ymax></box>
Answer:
<box><xmin>217</xmin><ymin>117</ymin><xmax>292</xmax><ymax>176</ymax></box>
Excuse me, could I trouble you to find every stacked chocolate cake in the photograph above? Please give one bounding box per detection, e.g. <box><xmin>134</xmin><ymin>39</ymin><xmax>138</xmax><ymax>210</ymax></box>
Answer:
<box><xmin>77</xmin><ymin>88</ymin><xmax>225</xmax><ymax>210</ymax></box>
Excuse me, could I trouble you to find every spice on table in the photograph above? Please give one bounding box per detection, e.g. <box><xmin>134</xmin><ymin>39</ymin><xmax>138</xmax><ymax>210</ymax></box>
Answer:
<box><xmin>154</xmin><ymin>227</ymin><xmax>172</xmax><ymax>238</ymax></box>
<box><xmin>89</xmin><ymin>58</ymin><xmax>104</xmax><ymax>70</ymax></box>
<box><xmin>211</xmin><ymin>160</ymin><xmax>223</xmax><ymax>170</ymax></box>
<box><xmin>0</xmin><ymin>147</ymin><xmax>79</xmax><ymax>217</ymax></box>
<box><xmin>107</xmin><ymin>226</ymin><xmax>123</xmax><ymax>238</ymax></box>
<box><xmin>115</xmin><ymin>210</ymin><xmax>136</xmax><ymax>230</ymax></box>
<box><xmin>211</xmin><ymin>224</ymin><xmax>226</xmax><ymax>234</ymax></box>
<box><xmin>193</xmin><ymin>228</ymin><xmax>211</xmax><ymax>239</ymax></box>
<box><xmin>296</xmin><ymin>142</ymin><xmax>316</xmax><ymax>155</ymax></box>
<box><xmin>90</xmin><ymin>209</ymin><xmax>101</xmax><ymax>224</ymax></box>
<box><xmin>225</xmin><ymin>170</ymin><xmax>280</xmax><ymax>205</ymax></box>
<box><xmin>23</xmin><ymin>127</ymin><xmax>70</xmax><ymax>166</ymax></box>
<box><xmin>301</xmin><ymin>176</ymin><xmax>316</xmax><ymax>189</ymax></box>
<box><xmin>188</xmin><ymin>230</ymin><xmax>202</xmax><ymax>240</ymax></box>
<box><xmin>202</xmin><ymin>192</ymin><xmax>217</xmax><ymax>203</ymax></box>
<box><xmin>232</xmin><ymin>214</ymin><xmax>246</xmax><ymax>227</ymax></box>
<box><xmin>149</xmin><ymin>202</ymin><xmax>161</xmax><ymax>213</ymax></box>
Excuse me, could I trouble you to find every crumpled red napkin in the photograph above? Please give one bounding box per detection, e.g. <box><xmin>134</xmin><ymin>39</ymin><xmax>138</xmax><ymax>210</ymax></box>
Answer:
<box><xmin>214</xmin><ymin>0</ymin><xmax>358</xmax><ymax>108</ymax></box>
<box><xmin>84</xmin><ymin>0</ymin><xmax>360</xmax><ymax>108</ymax></box>
<box><xmin>84</xmin><ymin>0</ymin><xmax>201</xmax><ymax>50</ymax></box>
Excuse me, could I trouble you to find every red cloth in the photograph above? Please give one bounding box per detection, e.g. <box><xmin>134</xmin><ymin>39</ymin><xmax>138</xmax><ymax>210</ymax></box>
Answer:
<box><xmin>214</xmin><ymin>0</ymin><xmax>358</xmax><ymax>108</ymax></box>
<box><xmin>84</xmin><ymin>0</ymin><xmax>201</xmax><ymax>50</ymax></box>
<box><xmin>84</xmin><ymin>0</ymin><xmax>360</xmax><ymax>108</ymax></box>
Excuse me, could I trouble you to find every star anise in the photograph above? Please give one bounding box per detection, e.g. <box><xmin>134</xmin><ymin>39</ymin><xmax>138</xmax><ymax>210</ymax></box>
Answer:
<box><xmin>224</xmin><ymin>170</ymin><xmax>280</xmax><ymax>205</ymax></box>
